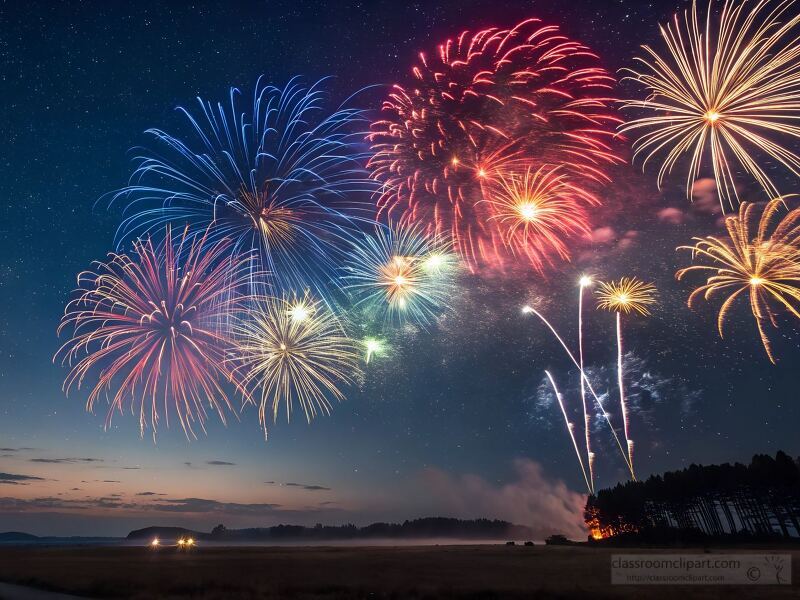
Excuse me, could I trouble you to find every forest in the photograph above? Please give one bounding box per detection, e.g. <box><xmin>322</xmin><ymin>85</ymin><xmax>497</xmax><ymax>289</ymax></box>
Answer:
<box><xmin>585</xmin><ymin>451</ymin><xmax>800</xmax><ymax>541</ymax></box>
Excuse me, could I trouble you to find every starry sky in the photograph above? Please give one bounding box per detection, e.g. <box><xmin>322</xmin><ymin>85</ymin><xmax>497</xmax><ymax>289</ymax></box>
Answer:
<box><xmin>1</xmin><ymin>0</ymin><xmax>799</xmax><ymax>538</ymax></box>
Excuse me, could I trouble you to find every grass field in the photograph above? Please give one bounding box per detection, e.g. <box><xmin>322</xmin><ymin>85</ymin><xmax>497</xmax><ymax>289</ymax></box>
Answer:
<box><xmin>0</xmin><ymin>544</ymin><xmax>797</xmax><ymax>599</ymax></box>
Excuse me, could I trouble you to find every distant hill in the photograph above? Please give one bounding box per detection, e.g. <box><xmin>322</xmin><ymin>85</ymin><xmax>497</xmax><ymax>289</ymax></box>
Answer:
<box><xmin>0</xmin><ymin>531</ymin><xmax>120</xmax><ymax>544</ymax></box>
<box><xmin>0</xmin><ymin>532</ymin><xmax>39</xmax><ymax>541</ymax></box>
<box><xmin>126</xmin><ymin>526</ymin><xmax>204</xmax><ymax>541</ymax></box>
<box><xmin>127</xmin><ymin>517</ymin><xmax>534</xmax><ymax>542</ymax></box>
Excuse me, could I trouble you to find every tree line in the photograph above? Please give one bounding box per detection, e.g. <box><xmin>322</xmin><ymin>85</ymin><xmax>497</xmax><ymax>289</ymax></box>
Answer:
<box><xmin>129</xmin><ymin>517</ymin><xmax>533</xmax><ymax>541</ymax></box>
<box><xmin>585</xmin><ymin>451</ymin><xmax>800</xmax><ymax>540</ymax></box>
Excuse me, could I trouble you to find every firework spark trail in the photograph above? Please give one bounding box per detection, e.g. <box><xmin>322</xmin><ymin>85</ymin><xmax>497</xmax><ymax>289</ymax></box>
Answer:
<box><xmin>363</xmin><ymin>338</ymin><xmax>385</xmax><ymax>364</ymax></box>
<box><xmin>677</xmin><ymin>197</ymin><xmax>800</xmax><ymax>362</ymax></box>
<box><xmin>344</xmin><ymin>223</ymin><xmax>457</xmax><ymax>325</ymax></box>
<box><xmin>621</xmin><ymin>0</ymin><xmax>800</xmax><ymax>210</ymax></box>
<box><xmin>615</xmin><ymin>311</ymin><xmax>634</xmax><ymax>480</ymax></box>
<box><xmin>522</xmin><ymin>305</ymin><xmax>633</xmax><ymax>477</ymax></box>
<box><xmin>544</xmin><ymin>370</ymin><xmax>592</xmax><ymax>494</ymax></box>
<box><xmin>578</xmin><ymin>277</ymin><xmax>594</xmax><ymax>493</ymax></box>
<box><xmin>596</xmin><ymin>277</ymin><xmax>657</xmax><ymax>480</ymax></box>
<box><xmin>479</xmin><ymin>166</ymin><xmax>598</xmax><ymax>273</ymax></box>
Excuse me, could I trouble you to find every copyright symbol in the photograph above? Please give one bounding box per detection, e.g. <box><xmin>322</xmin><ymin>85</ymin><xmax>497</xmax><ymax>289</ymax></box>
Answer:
<box><xmin>747</xmin><ymin>566</ymin><xmax>761</xmax><ymax>581</ymax></box>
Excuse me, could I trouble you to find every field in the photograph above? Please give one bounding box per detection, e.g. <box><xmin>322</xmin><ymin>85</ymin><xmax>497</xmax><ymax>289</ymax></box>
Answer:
<box><xmin>0</xmin><ymin>544</ymin><xmax>797</xmax><ymax>599</ymax></box>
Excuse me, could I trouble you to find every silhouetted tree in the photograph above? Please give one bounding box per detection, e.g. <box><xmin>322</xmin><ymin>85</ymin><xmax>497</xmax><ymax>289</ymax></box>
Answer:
<box><xmin>131</xmin><ymin>518</ymin><xmax>533</xmax><ymax>542</ymax></box>
<box><xmin>585</xmin><ymin>451</ymin><xmax>800</xmax><ymax>540</ymax></box>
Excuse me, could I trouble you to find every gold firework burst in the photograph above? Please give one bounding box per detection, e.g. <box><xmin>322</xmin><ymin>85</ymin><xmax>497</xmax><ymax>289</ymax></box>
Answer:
<box><xmin>379</xmin><ymin>255</ymin><xmax>420</xmax><ymax>310</ymax></box>
<box><xmin>677</xmin><ymin>197</ymin><xmax>800</xmax><ymax>362</ymax></box>
<box><xmin>230</xmin><ymin>293</ymin><xmax>361</xmax><ymax>437</ymax></box>
<box><xmin>239</xmin><ymin>186</ymin><xmax>300</xmax><ymax>249</ymax></box>
<box><xmin>596</xmin><ymin>278</ymin><xmax>658</xmax><ymax>316</ymax></box>
<box><xmin>621</xmin><ymin>0</ymin><xmax>800</xmax><ymax>209</ymax></box>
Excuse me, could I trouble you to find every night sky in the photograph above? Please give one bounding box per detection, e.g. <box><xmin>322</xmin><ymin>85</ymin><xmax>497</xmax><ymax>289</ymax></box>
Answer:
<box><xmin>2</xmin><ymin>0</ymin><xmax>798</xmax><ymax>538</ymax></box>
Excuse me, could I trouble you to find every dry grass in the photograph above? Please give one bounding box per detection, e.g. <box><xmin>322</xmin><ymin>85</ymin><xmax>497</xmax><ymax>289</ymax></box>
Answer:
<box><xmin>0</xmin><ymin>545</ymin><xmax>797</xmax><ymax>599</ymax></box>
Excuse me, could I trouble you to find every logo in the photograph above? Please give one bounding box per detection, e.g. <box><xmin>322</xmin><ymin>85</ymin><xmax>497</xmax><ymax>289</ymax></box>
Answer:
<box><xmin>611</xmin><ymin>554</ymin><xmax>792</xmax><ymax>585</ymax></box>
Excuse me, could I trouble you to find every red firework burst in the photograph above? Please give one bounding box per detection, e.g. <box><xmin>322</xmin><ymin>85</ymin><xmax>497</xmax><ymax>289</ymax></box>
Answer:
<box><xmin>55</xmin><ymin>227</ymin><xmax>252</xmax><ymax>439</ymax></box>
<box><xmin>480</xmin><ymin>165</ymin><xmax>597</xmax><ymax>271</ymax></box>
<box><xmin>368</xmin><ymin>18</ymin><xmax>621</xmax><ymax>271</ymax></box>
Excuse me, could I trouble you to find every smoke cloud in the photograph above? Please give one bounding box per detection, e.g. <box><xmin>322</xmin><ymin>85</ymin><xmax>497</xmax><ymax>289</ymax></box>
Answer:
<box><xmin>422</xmin><ymin>459</ymin><xmax>587</xmax><ymax>539</ymax></box>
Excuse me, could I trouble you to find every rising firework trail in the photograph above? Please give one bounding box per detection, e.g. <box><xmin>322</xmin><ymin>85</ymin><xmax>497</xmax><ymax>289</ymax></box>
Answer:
<box><xmin>677</xmin><ymin>198</ymin><xmax>800</xmax><ymax>363</ymax></box>
<box><xmin>55</xmin><ymin>227</ymin><xmax>253</xmax><ymax>439</ymax></box>
<box><xmin>578</xmin><ymin>275</ymin><xmax>595</xmax><ymax>493</ymax></box>
<box><xmin>522</xmin><ymin>304</ymin><xmax>633</xmax><ymax>477</ymax></box>
<box><xmin>596</xmin><ymin>278</ymin><xmax>658</xmax><ymax>480</ymax></box>
<box><xmin>544</xmin><ymin>370</ymin><xmax>592</xmax><ymax>494</ymax></box>
<box><xmin>615</xmin><ymin>313</ymin><xmax>630</xmax><ymax>477</ymax></box>
<box><xmin>369</xmin><ymin>18</ymin><xmax>621</xmax><ymax>270</ymax></box>
<box><xmin>621</xmin><ymin>0</ymin><xmax>800</xmax><ymax>209</ymax></box>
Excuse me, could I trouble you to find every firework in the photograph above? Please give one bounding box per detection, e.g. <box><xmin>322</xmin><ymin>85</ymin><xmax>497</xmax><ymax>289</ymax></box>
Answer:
<box><xmin>230</xmin><ymin>292</ymin><xmax>361</xmax><ymax>437</ymax></box>
<box><xmin>478</xmin><ymin>166</ymin><xmax>598</xmax><ymax>272</ymax></box>
<box><xmin>369</xmin><ymin>18</ymin><xmax>621</xmax><ymax>270</ymax></box>
<box><xmin>596</xmin><ymin>278</ymin><xmax>657</xmax><ymax>479</ymax></box>
<box><xmin>521</xmin><ymin>304</ymin><xmax>633</xmax><ymax>477</ymax></box>
<box><xmin>577</xmin><ymin>276</ymin><xmax>595</xmax><ymax>493</ymax></box>
<box><xmin>677</xmin><ymin>198</ymin><xmax>800</xmax><ymax>362</ymax></box>
<box><xmin>621</xmin><ymin>0</ymin><xmax>800</xmax><ymax>209</ymax></box>
<box><xmin>344</xmin><ymin>223</ymin><xmax>457</xmax><ymax>325</ymax></box>
<box><xmin>363</xmin><ymin>337</ymin><xmax>387</xmax><ymax>364</ymax></box>
<box><xmin>54</xmin><ymin>227</ymin><xmax>251</xmax><ymax>438</ymax></box>
<box><xmin>596</xmin><ymin>278</ymin><xmax>658</xmax><ymax>316</ymax></box>
<box><xmin>544</xmin><ymin>370</ymin><xmax>592</xmax><ymax>494</ymax></box>
<box><xmin>110</xmin><ymin>77</ymin><xmax>377</xmax><ymax>298</ymax></box>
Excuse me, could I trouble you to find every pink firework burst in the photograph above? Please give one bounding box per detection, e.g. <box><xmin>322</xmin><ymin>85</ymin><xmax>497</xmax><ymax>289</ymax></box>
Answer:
<box><xmin>55</xmin><ymin>227</ymin><xmax>253</xmax><ymax>438</ymax></box>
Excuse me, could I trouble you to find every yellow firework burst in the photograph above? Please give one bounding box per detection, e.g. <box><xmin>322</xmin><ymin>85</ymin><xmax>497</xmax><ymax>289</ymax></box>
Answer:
<box><xmin>621</xmin><ymin>0</ymin><xmax>800</xmax><ymax>209</ymax></box>
<box><xmin>230</xmin><ymin>293</ymin><xmax>361</xmax><ymax>437</ymax></box>
<box><xmin>677</xmin><ymin>198</ymin><xmax>800</xmax><ymax>362</ymax></box>
<box><xmin>596</xmin><ymin>278</ymin><xmax>658</xmax><ymax>316</ymax></box>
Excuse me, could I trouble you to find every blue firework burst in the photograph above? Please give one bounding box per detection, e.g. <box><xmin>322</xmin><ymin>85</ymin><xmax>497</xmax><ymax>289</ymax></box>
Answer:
<box><xmin>110</xmin><ymin>76</ymin><xmax>378</xmax><ymax>299</ymax></box>
<box><xmin>343</xmin><ymin>223</ymin><xmax>458</xmax><ymax>326</ymax></box>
